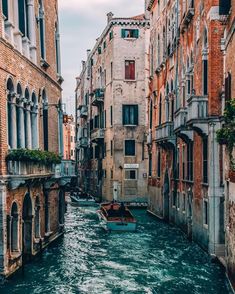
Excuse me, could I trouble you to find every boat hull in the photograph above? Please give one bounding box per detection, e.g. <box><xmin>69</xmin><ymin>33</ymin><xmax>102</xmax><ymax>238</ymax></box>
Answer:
<box><xmin>70</xmin><ymin>195</ymin><xmax>97</xmax><ymax>207</ymax></box>
<box><xmin>98</xmin><ymin>211</ymin><xmax>137</xmax><ymax>232</ymax></box>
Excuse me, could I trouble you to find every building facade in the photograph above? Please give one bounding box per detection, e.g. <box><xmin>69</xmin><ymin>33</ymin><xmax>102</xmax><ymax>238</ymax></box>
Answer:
<box><xmin>146</xmin><ymin>0</ymin><xmax>229</xmax><ymax>259</ymax></box>
<box><xmin>0</xmin><ymin>0</ymin><xmax>65</xmax><ymax>278</ymax></box>
<box><xmin>63</xmin><ymin>115</ymin><xmax>76</xmax><ymax>161</ymax></box>
<box><xmin>221</xmin><ymin>0</ymin><xmax>235</xmax><ymax>287</ymax></box>
<box><xmin>76</xmin><ymin>13</ymin><xmax>149</xmax><ymax>202</ymax></box>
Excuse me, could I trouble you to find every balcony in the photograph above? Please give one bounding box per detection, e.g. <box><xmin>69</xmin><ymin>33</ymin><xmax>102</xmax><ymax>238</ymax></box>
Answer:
<box><xmin>78</xmin><ymin>105</ymin><xmax>88</xmax><ymax>118</ymax></box>
<box><xmin>7</xmin><ymin>161</ymin><xmax>55</xmax><ymax>177</ymax></box>
<box><xmin>155</xmin><ymin>122</ymin><xmax>175</xmax><ymax>146</ymax></box>
<box><xmin>181</xmin><ymin>0</ymin><xmax>194</xmax><ymax>32</ymax></box>
<box><xmin>91</xmin><ymin>88</ymin><xmax>104</xmax><ymax>106</ymax></box>
<box><xmin>174</xmin><ymin>108</ymin><xmax>193</xmax><ymax>140</ymax></box>
<box><xmin>187</xmin><ymin>95</ymin><xmax>208</xmax><ymax>135</ymax></box>
<box><xmin>77</xmin><ymin>137</ymin><xmax>89</xmax><ymax>149</ymax></box>
<box><xmin>91</xmin><ymin>128</ymin><xmax>105</xmax><ymax>142</ymax></box>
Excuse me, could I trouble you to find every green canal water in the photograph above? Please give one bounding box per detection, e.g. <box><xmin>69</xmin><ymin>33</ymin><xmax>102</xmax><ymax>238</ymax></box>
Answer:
<box><xmin>0</xmin><ymin>204</ymin><xmax>229</xmax><ymax>294</ymax></box>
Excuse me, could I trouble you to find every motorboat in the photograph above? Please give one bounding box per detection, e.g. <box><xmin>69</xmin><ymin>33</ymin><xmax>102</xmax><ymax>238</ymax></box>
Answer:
<box><xmin>70</xmin><ymin>192</ymin><xmax>97</xmax><ymax>206</ymax></box>
<box><xmin>97</xmin><ymin>202</ymin><xmax>137</xmax><ymax>232</ymax></box>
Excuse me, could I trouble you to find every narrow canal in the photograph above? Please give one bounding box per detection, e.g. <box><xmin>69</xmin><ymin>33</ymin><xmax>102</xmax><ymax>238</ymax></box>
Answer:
<box><xmin>0</xmin><ymin>204</ymin><xmax>229</xmax><ymax>294</ymax></box>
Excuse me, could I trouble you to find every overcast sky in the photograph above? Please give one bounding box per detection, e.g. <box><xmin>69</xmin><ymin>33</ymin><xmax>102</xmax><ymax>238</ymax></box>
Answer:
<box><xmin>58</xmin><ymin>0</ymin><xmax>145</xmax><ymax>115</ymax></box>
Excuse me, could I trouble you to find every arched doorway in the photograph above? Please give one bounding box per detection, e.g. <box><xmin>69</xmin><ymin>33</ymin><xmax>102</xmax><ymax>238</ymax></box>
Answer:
<box><xmin>163</xmin><ymin>170</ymin><xmax>170</xmax><ymax>221</ymax></box>
<box><xmin>22</xmin><ymin>193</ymin><xmax>33</xmax><ymax>257</ymax></box>
<box><xmin>58</xmin><ymin>190</ymin><xmax>65</xmax><ymax>225</ymax></box>
<box><xmin>11</xmin><ymin>202</ymin><xmax>19</xmax><ymax>252</ymax></box>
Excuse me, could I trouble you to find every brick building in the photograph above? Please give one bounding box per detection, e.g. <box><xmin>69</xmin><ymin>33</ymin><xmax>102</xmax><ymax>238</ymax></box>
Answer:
<box><xmin>146</xmin><ymin>0</ymin><xmax>229</xmax><ymax>258</ymax></box>
<box><xmin>220</xmin><ymin>0</ymin><xmax>235</xmax><ymax>287</ymax></box>
<box><xmin>76</xmin><ymin>13</ymin><xmax>149</xmax><ymax>202</ymax></box>
<box><xmin>0</xmin><ymin>0</ymin><xmax>65</xmax><ymax>278</ymax></box>
<box><xmin>63</xmin><ymin>115</ymin><xmax>76</xmax><ymax>161</ymax></box>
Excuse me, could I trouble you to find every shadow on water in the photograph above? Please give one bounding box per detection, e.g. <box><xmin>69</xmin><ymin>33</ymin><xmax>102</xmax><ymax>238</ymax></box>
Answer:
<box><xmin>0</xmin><ymin>205</ymin><xmax>230</xmax><ymax>294</ymax></box>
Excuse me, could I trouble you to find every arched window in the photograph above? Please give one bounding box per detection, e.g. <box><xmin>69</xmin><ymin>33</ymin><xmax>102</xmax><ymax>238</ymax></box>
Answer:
<box><xmin>202</xmin><ymin>28</ymin><xmax>208</xmax><ymax>96</ymax></box>
<box><xmin>42</xmin><ymin>89</ymin><xmax>48</xmax><ymax>151</ymax></box>
<box><xmin>31</xmin><ymin>92</ymin><xmax>38</xmax><ymax>149</ymax></box>
<box><xmin>166</xmin><ymin>83</ymin><xmax>170</xmax><ymax>121</ymax></box>
<box><xmin>39</xmin><ymin>0</ymin><xmax>45</xmax><ymax>59</ymax></box>
<box><xmin>11</xmin><ymin>202</ymin><xmax>19</xmax><ymax>252</ymax></box>
<box><xmin>34</xmin><ymin>196</ymin><xmax>40</xmax><ymax>238</ymax></box>
<box><xmin>7</xmin><ymin>78</ymin><xmax>17</xmax><ymax>149</ymax></box>
<box><xmin>16</xmin><ymin>83</ymin><xmax>25</xmax><ymax>148</ymax></box>
<box><xmin>157</xmin><ymin>34</ymin><xmax>160</xmax><ymax>66</ymax></box>
<box><xmin>159</xmin><ymin>94</ymin><xmax>162</xmax><ymax>125</ymax></box>
<box><xmin>149</xmin><ymin>100</ymin><xmax>153</xmax><ymax>129</ymax></box>
<box><xmin>18</xmin><ymin>0</ymin><xmax>29</xmax><ymax>38</ymax></box>
<box><xmin>24</xmin><ymin>88</ymin><xmax>32</xmax><ymax>149</ymax></box>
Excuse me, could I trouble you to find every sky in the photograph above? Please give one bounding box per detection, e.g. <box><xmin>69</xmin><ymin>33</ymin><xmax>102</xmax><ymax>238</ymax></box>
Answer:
<box><xmin>58</xmin><ymin>0</ymin><xmax>145</xmax><ymax>115</ymax></box>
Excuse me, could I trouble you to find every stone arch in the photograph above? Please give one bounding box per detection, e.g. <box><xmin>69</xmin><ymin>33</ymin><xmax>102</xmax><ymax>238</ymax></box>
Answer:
<box><xmin>22</xmin><ymin>193</ymin><xmax>33</xmax><ymax>256</ymax></box>
<box><xmin>34</xmin><ymin>195</ymin><xmax>40</xmax><ymax>238</ymax></box>
<box><xmin>11</xmin><ymin>202</ymin><xmax>19</xmax><ymax>252</ymax></box>
<box><xmin>58</xmin><ymin>190</ymin><xmax>65</xmax><ymax>225</ymax></box>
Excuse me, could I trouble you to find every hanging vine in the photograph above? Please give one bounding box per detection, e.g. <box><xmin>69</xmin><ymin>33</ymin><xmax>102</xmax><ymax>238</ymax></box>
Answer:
<box><xmin>216</xmin><ymin>99</ymin><xmax>235</xmax><ymax>170</ymax></box>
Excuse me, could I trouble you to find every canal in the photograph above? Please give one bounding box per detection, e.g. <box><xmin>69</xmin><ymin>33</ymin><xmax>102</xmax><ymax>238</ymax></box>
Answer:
<box><xmin>0</xmin><ymin>204</ymin><xmax>229</xmax><ymax>294</ymax></box>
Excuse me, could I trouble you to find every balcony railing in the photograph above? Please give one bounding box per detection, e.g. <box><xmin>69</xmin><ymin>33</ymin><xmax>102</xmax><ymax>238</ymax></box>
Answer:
<box><xmin>91</xmin><ymin>128</ymin><xmax>105</xmax><ymax>142</ymax></box>
<box><xmin>181</xmin><ymin>0</ymin><xmax>194</xmax><ymax>31</ymax></box>
<box><xmin>174</xmin><ymin>108</ymin><xmax>188</xmax><ymax>131</ymax></box>
<box><xmin>91</xmin><ymin>88</ymin><xmax>104</xmax><ymax>106</ymax></box>
<box><xmin>7</xmin><ymin>161</ymin><xmax>55</xmax><ymax>177</ymax></box>
<box><xmin>187</xmin><ymin>95</ymin><xmax>208</xmax><ymax>122</ymax></box>
<box><xmin>77</xmin><ymin>137</ymin><xmax>89</xmax><ymax>149</ymax></box>
<box><xmin>79</xmin><ymin>105</ymin><xmax>88</xmax><ymax>118</ymax></box>
<box><xmin>155</xmin><ymin>122</ymin><xmax>175</xmax><ymax>144</ymax></box>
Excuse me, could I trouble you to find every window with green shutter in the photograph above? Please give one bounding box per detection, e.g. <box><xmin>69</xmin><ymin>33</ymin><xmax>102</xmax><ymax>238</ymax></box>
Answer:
<box><xmin>122</xmin><ymin>105</ymin><xmax>138</xmax><ymax>125</ymax></box>
<box><xmin>2</xmin><ymin>0</ymin><xmax>8</xmax><ymax>19</ymax></box>
<box><xmin>125</xmin><ymin>140</ymin><xmax>135</xmax><ymax>156</ymax></box>
<box><xmin>98</xmin><ymin>47</ymin><xmax>102</xmax><ymax>54</ymax></box>
<box><xmin>121</xmin><ymin>29</ymin><xmax>139</xmax><ymax>38</ymax></box>
<box><xmin>109</xmin><ymin>30</ymin><xmax>113</xmax><ymax>41</ymax></box>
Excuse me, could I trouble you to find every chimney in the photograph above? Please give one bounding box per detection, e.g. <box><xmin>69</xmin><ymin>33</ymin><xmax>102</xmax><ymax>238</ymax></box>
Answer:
<box><xmin>107</xmin><ymin>12</ymin><xmax>114</xmax><ymax>23</ymax></box>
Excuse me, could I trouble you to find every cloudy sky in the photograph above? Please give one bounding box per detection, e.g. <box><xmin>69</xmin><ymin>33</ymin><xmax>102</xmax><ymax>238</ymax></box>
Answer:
<box><xmin>58</xmin><ymin>0</ymin><xmax>144</xmax><ymax>115</ymax></box>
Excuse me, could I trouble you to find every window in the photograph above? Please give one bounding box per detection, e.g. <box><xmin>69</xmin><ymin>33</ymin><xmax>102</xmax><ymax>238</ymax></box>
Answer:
<box><xmin>71</xmin><ymin>136</ymin><xmax>73</xmax><ymax>142</ymax></box>
<box><xmin>182</xmin><ymin>145</ymin><xmax>186</xmax><ymax>180</ymax></box>
<box><xmin>71</xmin><ymin>150</ymin><xmax>73</xmax><ymax>156</ymax></box>
<box><xmin>39</xmin><ymin>0</ymin><xmax>46</xmax><ymax>59</ymax></box>
<box><xmin>159</xmin><ymin>94</ymin><xmax>162</xmax><ymax>125</ymax></box>
<box><xmin>157</xmin><ymin>149</ymin><xmax>161</xmax><ymax>178</ymax></box>
<box><xmin>42</xmin><ymin>90</ymin><xmax>48</xmax><ymax>151</ymax></box>
<box><xmin>110</xmin><ymin>140</ymin><xmax>113</xmax><ymax>156</ymax></box>
<box><xmin>125</xmin><ymin>169</ymin><xmax>137</xmax><ymax>180</ymax></box>
<box><xmin>122</xmin><ymin>105</ymin><xmax>138</xmax><ymax>125</ymax></box>
<box><xmin>202</xmin><ymin>137</ymin><xmax>208</xmax><ymax>183</ymax></box>
<box><xmin>125</xmin><ymin>60</ymin><xmax>135</xmax><ymax>80</ymax></box>
<box><xmin>225</xmin><ymin>72</ymin><xmax>232</xmax><ymax>101</ymax></box>
<box><xmin>125</xmin><ymin>140</ymin><xmax>135</xmax><ymax>156</ymax></box>
<box><xmin>149</xmin><ymin>153</ymin><xmax>152</xmax><ymax>177</ymax></box>
<box><xmin>219</xmin><ymin>0</ymin><xmax>231</xmax><ymax>15</ymax></box>
<box><xmin>176</xmin><ymin>146</ymin><xmax>180</xmax><ymax>179</ymax></box>
<box><xmin>103</xmin><ymin>40</ymin><xmax>106</xmax><ymax>50</ymax></box>
<box><xmin>111</xmin><ymin>169</ymin><xmax>113</xmax><ymax>179</ymax></box>
<box><xmin>18</xmin><ymin>0</ymin><xmax>29</xmax><ymax>38</ymax></box>
<box><xmin>182</xmin><ymin>194</ymin><xmax>186</xmax><ymax>212</ymax></box>
<box><xmin>203</xmin><ymin>59</ymin><xmax>208</xmax><ymax>95</ymax></box>
<box><xmin>98</xmin><ymin>47</ymin><xmax>102</xmax><ymax>54</ymax></box>
<box><xmin>109</xmin><ymin>31</ymin><xmax>113</xmax><ymax>41</ymax></box>
<box><xmin>111</xmin><ymin>62</ymin><xmax>113</xmax><ymax>80</ymax></box>
<box><xmin>55</xmin><ymin>21</ymin><xmax>61</xmax><ymax>75</ymax></box>
<box><xmin>110</xmin><ymin>106</ymin><xmax>113</xmax><ymax>126</ymax></box>
<box><xmin>187</xmin><ymin>142</ymin><xmax>193</xmax><ymax>181</ymax></box>
<box><xmin>2</xmin><ymin>0</ymin><xmax>8</xmax><ymax>19</ymax></box>
<box><xmin>121</xmin><ymin>29</ymin><xmax>139</xmax><ymax>38</ymax></box>
<box><xmin>203</xmin><ymin>200</ymin><xmax>208</xmax><ymax>226</ymax></box>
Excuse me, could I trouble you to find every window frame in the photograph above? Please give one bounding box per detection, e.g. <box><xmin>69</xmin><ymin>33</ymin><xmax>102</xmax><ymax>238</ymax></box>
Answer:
<box><xmin>125</xmin><ymin>60</ymin><xmax>135</xmax><ymax>81</ymax></box>
<box><xmin>122</xmin><ymin>105</ymin><xmax>138</xmax><ymax>126</ymax></box>
<box><xmin>124</xmin><ymin>140</ymin><xmax>136</xmax><ymax>157</ymax></box>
